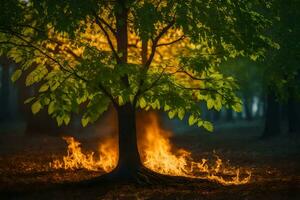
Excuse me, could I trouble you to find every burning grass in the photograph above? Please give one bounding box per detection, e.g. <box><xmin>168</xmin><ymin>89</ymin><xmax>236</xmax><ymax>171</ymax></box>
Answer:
<box><xmin>50</xmin><ymin>113</ymin><xmax>251</xmax><ymax>185</ymax></box>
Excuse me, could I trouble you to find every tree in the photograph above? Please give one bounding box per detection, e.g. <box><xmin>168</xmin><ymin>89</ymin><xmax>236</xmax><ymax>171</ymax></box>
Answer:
<box><xmin>261</xmin><ymin>0</ymin><xmax>300</xmax><ymax>138</ymax></box>
<box><xmin>0</xmin><ymin>56</ymin><xmax>12</xmax><ymax>121</ymax></box>
<box><xmin>0</xmin><ymin>0</ymin><xmax>273</xmax><ymax>183</ymax></box>
<box><xmin>221</xmin><ymin>58</ymin><xmax>264</xmax><ymax>121</ymax></box>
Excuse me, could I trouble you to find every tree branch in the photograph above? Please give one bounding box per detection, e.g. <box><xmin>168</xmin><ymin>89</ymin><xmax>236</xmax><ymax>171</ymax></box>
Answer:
<box><xmin>172</xmin><ymin>83</ymin><xmax>238</xmax><ymax>104</ymax></box>
<box><xmin>141</xmin><ymin>66</ymin><xmax>168</xmax><ymax>94</ymax></box>
<box><xmin>156</xmin><ymin>35</ymin><xmax>185</xmax><ymax>47</ymax></box>
<box><xmin>94</xmin><ymin>14</ymin><xmax>121</xmax><ymax>63</ymax></box>
<box><xmin>97</xmin><ymin>17</ymin><xmax>117</xmax><ymax>37</ymax></box>
<box><xmin>144</xmin><ymin>19</ymin><xmax>176</xmax><ymax>69</ymax></box>
<box><xmin>1</xmin><ymin>31</ymin><xmax>117</xmax><ymax>106</ymax></box>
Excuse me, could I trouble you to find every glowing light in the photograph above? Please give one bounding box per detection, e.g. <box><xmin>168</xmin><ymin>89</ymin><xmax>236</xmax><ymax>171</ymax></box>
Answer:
<box><xmin>50</xmin><ymin>113</ymin><xmax>251</xmax><ymax>185</ymax></box>
<box><xmin>50</xmin><ymin>137</ymin><xmax>117</xmax><ymax>172</ymax></box>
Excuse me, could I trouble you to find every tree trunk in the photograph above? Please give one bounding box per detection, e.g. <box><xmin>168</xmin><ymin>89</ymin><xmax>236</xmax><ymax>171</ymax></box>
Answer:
<box><xmin>244</xmin><ymin>97</ymin><xmax>253</xmax><ymax>121</ymax></box>
<box><xmin>212</xmin><ymin>111</ymin><xmax>220</xmax><ymax>122</ymax></box>
<box><xmin>262</xmin><ymin>88</ymin><xmax>281</xmax><ymax>138</ymax></box>
<box><xmin>0</xmin><ymin>57</ymin><xmax>11</xmax><ymax>121</ymax></box>
<box><xmin>287</xmin><ymin>89</ymin><xmax>300</xmax><ymax>135</ymax></box>
<box><xmin>114</xmin><ymin>103</ymin><xmax>142</xmax><ymax>179</ymax></box>
<box><xmin>225</xmin><ymin>109</ymin><xmax>233</xmax><ymax>121</ymax></box>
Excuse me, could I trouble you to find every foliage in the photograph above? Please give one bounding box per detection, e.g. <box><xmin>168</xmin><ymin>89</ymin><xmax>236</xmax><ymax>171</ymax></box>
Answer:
<box><xmin>221</xmin><ymin>58</ymin><xmax>264</xmax><ymax>99</ymax></box>
<box><xmin>0</xmin><ymin>0</ymin><xmax>275</xmax><ymax>131</ymax></box>
<box><xmin>262</xmin><ymin>0</ymin><xmax>300</xmax><ymax>101</ymax></box>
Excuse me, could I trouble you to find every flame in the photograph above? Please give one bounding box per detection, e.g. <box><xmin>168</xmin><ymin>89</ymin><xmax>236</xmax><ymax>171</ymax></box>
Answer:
<box><xmin>50</xmin><ymin>113</ymin><xmax>251</xmax><ymax>185</ymax></box>
<box><xmin>139</xmin><ymin>114</ymin><xmax>251</xmax><ymax>185</ymax></box>
<box><xmin>50</xmin><ymin>137</ymin><xmax>117</xmax><ymax>172</ymax></box>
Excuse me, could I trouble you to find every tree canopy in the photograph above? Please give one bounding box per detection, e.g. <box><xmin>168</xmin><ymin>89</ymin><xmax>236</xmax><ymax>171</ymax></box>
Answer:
<box><xmin>262</xmin><ymin>0</ymin><xmax>300</xmax><ymax>100</ymax></box>
<box><xmin>0</xmin><ymin>0</ymin><xmax>274</xmax><ymax>130</ymax></box>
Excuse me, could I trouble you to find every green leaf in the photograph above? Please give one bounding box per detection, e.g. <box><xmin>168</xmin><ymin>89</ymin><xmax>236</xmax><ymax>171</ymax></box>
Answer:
<box><xmin>48</xmin><ymin>101</ymin><xmax>55</xmax><ymax>115</ymax></box>
<box><xmin>56</xmin><ymin>115</ymin><xmax>64</xmax><ymax>126</ymax></box>
<box><xmin>154</xmin><ymin>99</ymin><xmax>160</xmax><ymax>109</ymax></box>
<box><xmin>232</xmin><ymin>103</ymin><xmax>242</xmax><ymax>112</ymax></box>
<box><xmin>168</xmin><ymin>110</ymin><xmax>176</xmax><ymax>119</ymax></box>
<box><xmin>197</xmin><ymin>121</ymin><xmax>203</xmax><ymax>127</ymax></box>
<box><xmin>139</xmin><ymin>97</ymin><xmax>146</xmax><ymax>108</ymax></box>
<box><xmin>31</xmin><ymin>101</ymin><xmax>42</xmax><ymax>114</ymax></box>
<box><xmin>203</xmin><ymin>121</ymin><xmax>213</xmax><ymax>132</ymax></box>
<box><xmin>164</xmin><ymin>104</ymin><xmax>170</xmax><ymax>111</ymax></box>
<box><xmin>118</xmin><ymin>96</ymin><xmax>124</xmax><ymax>105</ymax></box>
<box><xmin>50</xmin><ymin>82</ymin><xmax>60</xmax><ymax>91</ymax></box>
<box><xmin>207</xmin><ymin>99</ymin><xmax>214</xmax><ymax>110</ymax></box>
<box><xmin>214</xmin><ymin>99</ymin><xmax>222</xmax><ymax>111</ymax></box>
<box><xmin>178</xmin><ymin>108</ymin><xmax>185</xmax><ymax>120</ymax></box>
<box><xmin>64</xmin><ymin>115</ymin><xmax>70</xmax><ymax>125</ymax></box>
<box><xmin>11</xmin><ymin>69</ymin><xmax>22</xmax><ymax>82</ymax></box>
<box><xmin>81</xmin><ymin>116</ymin><xmax>89</xmax><ymax>127</ymax></box>
<box><xmin>24</xmin><ymin>97</ymin><xmax>35</xmax><ymax>104</ymax></box>
<box><xmin>188</xmin><ymin>115</ymin><xmax>197</xmax><ymax>126</ymax></box>
<box><xmin>39</xmin><ymin>84</ymin><xmax>49</xmax><ymax>92</ymax></box>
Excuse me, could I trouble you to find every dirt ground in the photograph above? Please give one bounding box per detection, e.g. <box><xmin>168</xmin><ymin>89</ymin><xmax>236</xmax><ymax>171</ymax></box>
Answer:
<box><xmin>0</xmin><ymin>120</ymin><xmax>299</xmax><ymax>200</ymax></box>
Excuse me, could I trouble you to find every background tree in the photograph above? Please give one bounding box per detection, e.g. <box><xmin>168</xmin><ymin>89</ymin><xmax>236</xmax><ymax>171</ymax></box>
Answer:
<box><xmin>0</xmin><ymin>0</ymin><xmax>273</xmax><ymax>182</ymax></box>
<box><xmin>261</xmin><ymin>0</ymin><xmax>300</xmax><ymax>138</ymax></box>
<box><xmin>221</xmin><ymin>58</ymin><xmax>264</xmax><ymax>121</ymax></box>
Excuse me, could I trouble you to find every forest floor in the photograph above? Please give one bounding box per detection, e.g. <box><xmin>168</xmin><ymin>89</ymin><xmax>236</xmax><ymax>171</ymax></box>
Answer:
<box><xmin>0</xmin><ymin>120</ymin><xmax>299</xmax><ymax>200</ymax></box>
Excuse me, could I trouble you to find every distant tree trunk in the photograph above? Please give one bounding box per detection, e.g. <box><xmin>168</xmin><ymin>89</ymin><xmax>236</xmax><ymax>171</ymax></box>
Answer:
<box><xmin>212</xmin><ymin>111</ymin><xmax>220</xmax><ymax>122</ymax></box>
<box><xmin>225</xmin><ymin>109</ymin><xmax>233</xmax><ymax>121</ymax></box>
<box><xmin>287</xmin><ymin>89</ymin><xmax>300</xmax><ymax>135</ymax></box>
<box><xmin>0</xmin><ymin>57</ymin><xmax>11</xmax><ymax>121</ymax></box>
<box><xmin>262</xmin><ymin>88</ymin><xmax>281</xmax><ymax>138</ymax></box>
<box><xmin>244</xmin><ymin>96</ymin><xmax>253</xmax><ymax>121</ymax></box>
<box><xmin>256</xmin><ymin>95</ymin><xmax>265</xmax><ymax>118</ymax></box>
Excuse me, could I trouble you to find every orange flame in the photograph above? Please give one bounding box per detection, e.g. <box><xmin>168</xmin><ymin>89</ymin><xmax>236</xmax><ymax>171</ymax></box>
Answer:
<box><xmin>50</xmin><ymin>137</ymin><xmax>117</xmax><ymax>172</ymax></box>
<box><xmin>50</xmin><ymin>113</ymin><xmax>251</xmax><ymax>185</ymax></box>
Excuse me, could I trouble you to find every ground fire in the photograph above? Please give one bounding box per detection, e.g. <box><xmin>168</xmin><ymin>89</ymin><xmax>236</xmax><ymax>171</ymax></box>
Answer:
<box><xmin>50</xmin><ymin>113</ymin><xmax>251</xmax><ymax>185</ymax></box>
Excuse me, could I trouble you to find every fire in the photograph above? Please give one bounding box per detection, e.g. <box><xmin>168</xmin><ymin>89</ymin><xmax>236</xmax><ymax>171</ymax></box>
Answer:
<box><xmin>139</xmin><ymin>114</ymin><xmax>251</xmax><ymax>185</ymax></box>
<box><xmin>50</xmin><ymin>113</ymin><xmax>251</xmax><ymax>185</ymax></box>
<box><xmin>50</xmin><ymin>137</ymin><xmax>117</xmax><ymax>172</ymax></box>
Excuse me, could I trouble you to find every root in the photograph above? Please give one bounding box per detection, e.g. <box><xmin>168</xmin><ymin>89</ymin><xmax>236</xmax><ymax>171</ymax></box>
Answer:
<box><xmin>80</xmin><ymin>165</ymin><xmax>219</xmax><ymax>189</ymax></box>
<box><xmin>1</xmin><ymin>166</ymin><xmax>221</xmax><ymax>197</ymax></box>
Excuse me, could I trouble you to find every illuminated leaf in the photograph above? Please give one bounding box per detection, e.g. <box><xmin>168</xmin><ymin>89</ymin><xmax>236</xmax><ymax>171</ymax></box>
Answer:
<box><xmin>48</xmin><ymin>101</ymin><xmax>55</xmax><ymax>115</ymax></box>
<box><xmin>168</xmin><ymin>110</ymin><xmax>176</xmax><ymax>119</ymax></box>
<box><xmin>31</xmin><ymin>101</ymin><xmax>41</xmax><ymax>114</ymax></box>
<box><xmin>81</xmin><ymin>116</ymin><xmax>89</xmax><ymax>127</ymax></box>
<box><xmin>56</xmin><ymin>115</ymin><xmax>64</xmax><ymax>126</ymax></box>
<box><xmin>64</xmin><ymin>115</ymin><xmax>70</xmax><ymax>125</ymax></box>
<box><xmin>11</xmin><ymin>69</ymin><xmax>22</xmax><ymax>82</ymax></box>
<box><xmin>164</xmin><ymin>104</ymin><xmax>170</xmax><ymax>111</ymax></box>
<box><xmin>203</xmin><ymin>121</ymin><xmax>213</xmax><ymax>132</ymax></box>
<box><xmin>39</xmin><ymin>84</ymin><xmax>49</xmax><ymax>92</ymax></box>
<box><xmin>178</xmin><ymin>108</ymin><xmax>185</xmax><ymax>120</ymax></box>
<box><xmin>24</xmin><ymin>97</ymin><xmax>35</xmax><ymax>104</ymax></box>
<box><xmin>139</xmin><ymin>97</ymin><xmax>146</xmax><ymax>108</ymax></box>
<box><xmin>207</xmin><ymin>99</ymin><xmax>214</xmax><ymax>110</ymax></box>
<box><xmin>188</xmin><ymin>115</ymin><xmax>197</xmax><ymax>126</ymax></box>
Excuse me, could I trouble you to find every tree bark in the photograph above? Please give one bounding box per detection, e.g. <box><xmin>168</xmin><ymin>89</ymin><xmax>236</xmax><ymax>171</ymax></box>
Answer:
<box><xmin>287</xmin><ymin>89</ymin><xmax>300</xmax><ymax>135</ymax></box>
<box><xmin>262</xmin><ymin>88</ymin><xmax>281</xmax><ymax>138</ymax></box>
<box><xmin>225</xmin><ymin>109</ymin><xmax>234</xmax><ymax>121</ymax></box>
<box><xmin>113</xmin><ymin>103</ymin><xmax>142</xmax><ymax>179</ymax></box>
<box><xmin>244</xmin><ymin>97</ymin><xmax>253</xmax><ymax>121</ymax></box>
<box><xmin>0</xmin><ymin>57</ymin><xmax>12</xmax><ymax>121</ymax></box>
